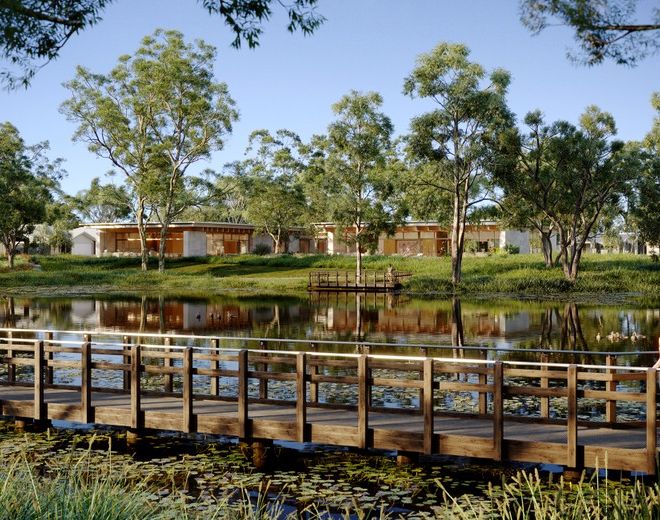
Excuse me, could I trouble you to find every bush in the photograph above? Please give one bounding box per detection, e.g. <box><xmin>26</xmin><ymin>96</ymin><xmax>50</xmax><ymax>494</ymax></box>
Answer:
<box><xmin>252</xmin><ymin>243</ymin><xmax>272</xmax><ymax>256</ymax></box>
<box><xmin>504</xmin><ymin>244</ymin><xmax>520</xmax><ymax>255</ymax></box>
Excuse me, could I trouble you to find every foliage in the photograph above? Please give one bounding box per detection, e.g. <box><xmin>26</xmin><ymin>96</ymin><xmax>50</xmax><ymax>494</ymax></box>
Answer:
<box><xmin>316</xmin><ymin>91</ymin><xmax>403</xmax><ymax>279</ymax></box>
<box><xmin>70</xmin><ymin>177</ymin><xmax>131</xmax><ymax>223</ymax></box>
<box><xmin>0</xmin><ymin>122</ymin><xmax>63</xmax><ymax>267</ymax></box>
<box><xmin>0</xmin><ymin>0</ymin><xmax>325</xmax><ymax>88</ymax></box>
<box><xmin>520</xmin><ymin>0</ymin><xmax>660</xmax><ymax>65</ymax></box>
<box><xmin>61</xmin><ymin>29</ymin><xmax>238</xmax><ymax>272</ymax></box>
<box><xmin>243</xmin><ymin>129</ymin><xmax>308</xmax><ymax>253</ymax></box>
<box><xmin>503</xmin><ymin>243</ymin><xmax>520</xmax><ymax>254</ymax></box>
<box><xmin>252</xmin><ymin>243</ymin><xmax>272</xmax><ymax>255</ymax></box>
<box><xmin>404</xmin><ymin>42</ymin><xmax>512</xmax><ymax>286</ymax></box>
<box><xmin>627</xmin><ymin>93</ymin><xmax>660</xmax><ymax>247</ymax></box>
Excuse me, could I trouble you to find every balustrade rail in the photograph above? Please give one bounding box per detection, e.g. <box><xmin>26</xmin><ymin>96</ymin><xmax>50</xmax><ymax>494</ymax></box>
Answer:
<box><xmin>308</xmin><ymin>270</ymin><xmax>412</xmax><ymax>291</ymax></box>
<box><xmin>0</xmin><ymin>328</ymin><xmax>658</xmax><ymax>473</ymax></box>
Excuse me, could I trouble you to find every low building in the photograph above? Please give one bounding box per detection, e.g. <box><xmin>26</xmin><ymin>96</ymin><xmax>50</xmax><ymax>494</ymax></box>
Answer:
<box><xmin>315</xmin><ymin>221</ymin><xmax>531</xmax><ymax>256</ymax></box>
<box><xmin>71</xmin><ymin>222</ymin><xmax>319</xmax><ymax>257</ymax></box>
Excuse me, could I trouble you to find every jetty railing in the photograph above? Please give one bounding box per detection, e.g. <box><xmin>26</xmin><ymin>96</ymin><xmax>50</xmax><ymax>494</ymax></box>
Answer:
<box><xmin>0</xmin><ymin>328</ymin><xmax>658</xmax><ymax>473</ymax></box>
<box><xmin>308</xmin><ymin>270</ymin><xmax>412</xmax><ymax>291</ymax></box>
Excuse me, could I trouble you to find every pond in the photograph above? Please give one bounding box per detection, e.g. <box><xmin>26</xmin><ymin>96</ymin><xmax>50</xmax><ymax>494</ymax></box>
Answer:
<box><xmin>2</xmin><ymin>292</ymin><xmax>658</xmax><ymax>355</ymax></box>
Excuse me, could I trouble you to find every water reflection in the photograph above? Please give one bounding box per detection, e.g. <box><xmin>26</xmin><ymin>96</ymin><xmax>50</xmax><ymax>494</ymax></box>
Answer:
<box><xmin>1</xmin><ymin>294</ymin><xmax>658</xmax><ymax>353</ymax></box>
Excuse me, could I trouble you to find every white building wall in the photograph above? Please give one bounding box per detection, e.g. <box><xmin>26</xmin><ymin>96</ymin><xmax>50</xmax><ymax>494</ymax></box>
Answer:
<box><xmin>501</xmin><ymin>230</ymin><xmax>530</xmax><ymax>254</ymax></box>
<box><xmin>251</xmin><ymin>233</ymin><xmax>273</xmax><ymax>252</ymax></box>
<box><xmin>183</xmin><ymin>231</ymin><xmax>207</xmax><ymax>257</ymax></box>
<box><xmin>71</xmin><ymin>228</ymin><xmax>100</xmax><ymax>256</ymax></box>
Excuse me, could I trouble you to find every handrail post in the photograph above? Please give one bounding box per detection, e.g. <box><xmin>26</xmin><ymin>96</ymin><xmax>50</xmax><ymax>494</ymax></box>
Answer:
<box><xmin>259</xmin><ymin>340</ymin><xmax>268</xmax><ymax>400</ymax></box>
<box><xmin>238</xmin><ymin>349</ymin><xmax>248</xmax><ymax>439</ymax></box>
<box><xmin>423</xmin><ymin>357</ymin><xmax>434</xmax><ymax>455</ymax></box>
<box><xmin>210</xmin><ymin>338</ymin><xmax>219</xmax><ymax>396</ymax></box>
<box><xmin>182</xmin><ymin>347</ymin><xmax>193</xmax><ymax>433</ymax></box>
<box><xmin>357</xmin><ymin>353</ymin><xmax>369</xmax><ymax>449</ymax></box>
<box><xmin>540</xmin><ymin>354</ymin><xmax>549</xmax><ymax>419</ymax></box>
<box><xmin>122</xmin><ymin>335</ymin><xmax>131</xmax><ymax>392</ymax></box>
<box><xmin>131</xmin><ymin>344</ymin><xmax>141</xmax><ymax>429</ymax></box>
<box><xmin>606</xmin><ymin>355</ymin><xmax>617</xmax><ymax>423</ymax></box>
<box><xmin>296</xmin><ymin>352</ymin><xmax>307</xmax><ymax>442</ymax></box>
<box><xmin>45</xmin><ymin>331</ymin><xmax>54</xmax><ymax>385</ymax></box>
<box><xmin>164</xmin><ymin>337</ymin><xmax>173</xmax><ymax>393</ymax></box>
<box><xmin>419</xmin><ymin>347</ymin><xmax>428</xmax><ymax>408</ymax></box>
<box><xmin>478</xmin><ymin>349</ymin><xmax>487</xmax><ymax>415</ymax></box>
<box><xmin>310</xmin><ymin>343</ymin><xmax>319</xmax><ymax>404</ymax></box>
<box><xmin>646</xmin><ymin>368</ymin><xmax>657</xmax><ymax>474</ymax></box>
<box><xmin>7</xmin><ymin>330</ymin><xmax>14</xmax><ymax>384</ymax></box>
<box><xmin>493</xmin><ymin>361</ymin><xmax>503</xmax><ymax>460</ymax></box>
<box><xmin>567</xmin><ymin>364</ymin><xmax>578</xmax><ymax>469</ymax></box>
<box><xmin>81</xmin><ymin>334</ymin><xmax>92</xmax><ymax>423</ymax></box>
<box><xmin>33</xmin><ymin>341</ymin><xmax>44</xmax><ymax>422</ymax></box>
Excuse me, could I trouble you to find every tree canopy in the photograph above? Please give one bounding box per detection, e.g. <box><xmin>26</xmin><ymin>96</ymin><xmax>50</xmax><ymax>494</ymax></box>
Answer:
<box><xmin>520</xmin><ymin>0</ymin><xmax>660</xmax><ymax>65</ymax></box>
<box><xmin>0</xmin><ymin>121</ymin><xmax>63</xmax><ymax>267</ymax></box>
<box><xmin>0</xmin><ymin>0</ymin><xmax>324</xmax><ymax>88</ymax></box>
<box><xmin>61</xmin><ymin>29</ymin><xmax>238</xmax><ymax>271</ymax></box>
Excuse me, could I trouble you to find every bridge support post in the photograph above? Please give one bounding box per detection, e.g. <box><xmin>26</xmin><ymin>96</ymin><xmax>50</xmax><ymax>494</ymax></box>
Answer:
<box><xmin>210</xmin><ymin>339</ymin><xmax>219</xmax><ymax>396</ymax></box>
<box><xmin>606</xmin><ymin>355</ymin><xmax>617</xmax><ymax>423</ymax></box>
<box><xmin>646</xmin><ymin>367</ymin><xmax>657</xmax><ymax>475</ymax></box>
<box><xmin>251</xmin><ymin>439</ymin><xmax>273</xmax><ymax>469</ymax></box>
<box><xmin>309</xmin><ymin>343</ymin><xmax>319</xmax><ymax>404</ymax></box>
<box><xmin>81</xmin><ymin>334</ymin><xmax>92</xmax><ymax>424</ymax></box>
<box><xmin>45</xmin><ymin>331</ymin><xmax>54</xmax><ymax>386</ymax></box>
<box><xmin>122</xmin><ymin>335</ymin><xmax>131</xmax><ymax>392</ymax></box>
<box><xmin>540</xmin><ymin>354</ymin><xmax>549</xmax><ymax>419</ymax></box>
<box><xmin>164</xmin><ymin>337</ymin><xmax>173</xmax><ymax>393</ymax></box>
<box><xmin>259</xmin><ymin>340</ymin><xmax>268</xmax><ymax>400</ymax></box>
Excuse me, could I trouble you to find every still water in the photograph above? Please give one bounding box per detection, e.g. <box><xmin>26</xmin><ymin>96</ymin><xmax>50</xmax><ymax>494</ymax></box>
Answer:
<box><xmin>2</xmin><ymin>292</ymin><xmax>659</xmax><ymax>354</ymax></box>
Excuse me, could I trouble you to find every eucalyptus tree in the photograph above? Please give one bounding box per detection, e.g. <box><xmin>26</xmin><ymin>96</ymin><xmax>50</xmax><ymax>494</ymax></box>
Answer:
<box><xmin>494</xmin><ymin>111</ymin><xmax>562</xmax><ymax>267</ymax></box>
<box><xmin>62</xmin><ymin>29</ymin><xmax>238</xmax><ymax>272</ymax></box>
<box><xmin>320</xmin><ymin>91</ymin><xmax>400</xmax><ymax>282</ymax></box>
<box><xmin>243</xmin><ymin>129</ymin><xmax>308</xmax><ymax>253</ymax></box>
<box><xmin>404</xmin><ymin>43</ymin><xmax>512</xmax><ymax>285</ymax></box>
<box><xmin>0</xmin><ymin>0</ymin><xmax>325</xmax><ymax>88</ymax></box>
<box><xmin>0</xmin><ymin>122</ymin><xmax>63</xmax><ymax>267</ymax></box>
<box><xmin>627</xmin><ymin>93</ymin><xmax>660</xmax><ymax>248</ymax></box>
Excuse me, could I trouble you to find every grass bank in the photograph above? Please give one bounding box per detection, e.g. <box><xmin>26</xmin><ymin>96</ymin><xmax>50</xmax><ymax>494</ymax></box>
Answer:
<box><xmin>0</xmin><ymin>253</ymin><xmax>658</xmax><ymax>301</ymax></box>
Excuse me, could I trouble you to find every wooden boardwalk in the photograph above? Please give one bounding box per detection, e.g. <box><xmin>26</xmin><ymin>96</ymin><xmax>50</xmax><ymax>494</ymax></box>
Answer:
<box><xmin>308</xmin><ymin>270</ymin><xmax>411</xmax><ymax>292</ymax></box>
<box><xmin>1</xmin><ymin>328</ymin><xmax>658</xmax><ymax>474</ymax></box>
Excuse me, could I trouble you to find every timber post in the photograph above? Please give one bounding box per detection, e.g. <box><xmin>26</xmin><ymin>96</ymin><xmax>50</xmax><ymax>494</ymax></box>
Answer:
<box><xmin>182</xmin><ymin>346</ymin><xmax>194</xmax><ymax>433</ymax></box>
<box><xmin>606</xmin><ymin>355</ymin><xmax>617</xmax><ymax>423</ymax></box>
<box><xmin>164</xmin><ymin>337</ymin><xmax>173</xmax><ymax>393</ymax></box>
<box><xmin>122</xmin><ymin>335</ymin><xmax>131</xmax><ymax>392</ymax></box>
<box><xmin>45</xmin><ymin>331</ymin><xmax>54</xmax><ymax>385</ymax></box>
<box><xmin>7</xmin><ymin>330</ymin><xmax>14</xmax><ymax>384</ymax></box>
<box><xmin>566</xmin><ymin>364</ymin><xmax>578</xmax><ymax>470</ymax></box>
<box><xmin>131</xmin><ymin>344</ymin><xmax>141</xmax><ymax>430</ymax></box>
<box><xmin>309</xmin><ymin>342</ymin><xmax>319</xmax><ymax>404</ymax></box>
<box><xmin>540</xmin><ymin>353</ymin><xmax>549</xmax><ymax>419</ymax></box>
<box><xmin>259</xmin><ymin>340</ymin><xmax>268</xmax><ymax>400</ymax></box>
<box><xmin>296</xmin><ymin>352</ymin><xmax>307</xmax><ymax>442</ymax></box>
<box><xmin>493</xmin><ymin>361</ymin><xmax>503</xmax><ymax>460</ymax></box>
<box><xmin>646</xmin><ymin>367</ymin><xmax>657</xmax><ymax>475</ymax></box>
<box><xmin>210</xmin><ymin>338</ymin><xmax>219</xmax><ymax>396</ymax></box>
<box><xmin>237</xmin><ymin>349</ymin><xmax>249</xmax><ymax>439</ymax></box>
<box><xmin>81</xmin><ymin>334</ymin><xmax>92</xmax><ymax>423</ymax></box>
<box><xmin>423</xmin><ymin>357</ymin><xmax>434</xmax><ymax>455</ymax></box>
<box><xmin>33</xmin><ymin>340</ymin><xmax>44</xmax><ymax>422</ymax></box>
<box><xmin>357</xmin><ymin>353</ymin><xmax>369</xmax><ymax>449</ymax></box>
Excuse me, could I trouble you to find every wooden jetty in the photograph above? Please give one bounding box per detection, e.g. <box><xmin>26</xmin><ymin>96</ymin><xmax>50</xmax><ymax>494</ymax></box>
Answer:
<box><xmin>308</xmin><ymin>270</ymin><xmax>412</xmax><ymax>292</ymax></box>
<box><xmin>0</xmin><ymin>328</ymin><xmax>659</xmax><ymax>474</ymax></box>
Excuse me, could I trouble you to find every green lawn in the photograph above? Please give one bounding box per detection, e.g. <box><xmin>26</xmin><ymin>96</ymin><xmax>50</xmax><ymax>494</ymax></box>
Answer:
<box><xmin>0</xmin><ymin>253</ymin><xmax>657</xmax><ymax>301</ymax></box>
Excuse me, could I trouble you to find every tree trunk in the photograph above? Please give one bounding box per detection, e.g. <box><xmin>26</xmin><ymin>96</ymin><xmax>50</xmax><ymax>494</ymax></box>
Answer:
<box><xmin>7</xmin><ymin>251</ymin><xmax>14</xmax><ymax>269</ymax></box>
<box><xmin>158</xmin><ymin>222</ymin><xmax>169</xmax><ymax>273</ymax></box>
<box><xmin>541</xmin><ymin>232</ymin><xmax>554</xmax><ymax>267</ymax></box>
<box><xmin>136</xmin><ymin>197</ymin><xmax>149</xmax><ymax>272</ymax></box>
<box><xmin>450</xmin><ymin>194</ymin><xmax>466</xmax><ymax>286</ymax></box>
<box><xmin>356</xmin><ymin>243</ymin><xmax>363</xmax><ymax>285</ymax></box>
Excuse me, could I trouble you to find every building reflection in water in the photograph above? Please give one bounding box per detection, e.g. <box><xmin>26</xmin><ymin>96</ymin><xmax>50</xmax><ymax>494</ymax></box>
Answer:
<box><xmin>0</xmin><ymin>294</ymin><xmax>658</xmax><ymax>355</ymax></box>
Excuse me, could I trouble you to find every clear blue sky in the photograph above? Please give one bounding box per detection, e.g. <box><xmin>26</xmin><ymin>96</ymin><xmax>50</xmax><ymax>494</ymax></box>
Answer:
<box><xmin>1</xmin><ymin>0</ymin><xmax>658</xmax><ymax>195</ymax></box>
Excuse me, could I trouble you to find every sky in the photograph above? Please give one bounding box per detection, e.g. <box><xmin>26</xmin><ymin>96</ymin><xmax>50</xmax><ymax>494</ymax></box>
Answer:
<box><xmin>1</xmin><ymin>0</ymin><xmax>658</xmax><ymax>195</ymax></box>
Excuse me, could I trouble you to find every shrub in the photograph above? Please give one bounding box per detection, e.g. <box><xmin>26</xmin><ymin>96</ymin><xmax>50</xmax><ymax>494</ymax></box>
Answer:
<box><xmin>252</xmin><ymin>243</ymin><xmax>272</xmax><ymax>256</ymax></box>
<box><xmin>504</xmin><ymin>244</ymin><xmax>520</xmax><ymax>255</ymax></box>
